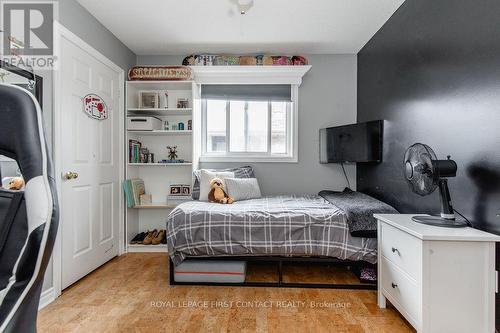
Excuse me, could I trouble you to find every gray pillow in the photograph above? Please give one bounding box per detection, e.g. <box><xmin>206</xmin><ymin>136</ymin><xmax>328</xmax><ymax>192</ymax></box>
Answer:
<box><xmin>225</xmin><ymin>177</ymin><xmax>262</xmax><ymax>201</ymax></box>
<box><xmin>192</xmin><ymin>166</ymin><xmax>255</xmax><ymax>200</ymax></box>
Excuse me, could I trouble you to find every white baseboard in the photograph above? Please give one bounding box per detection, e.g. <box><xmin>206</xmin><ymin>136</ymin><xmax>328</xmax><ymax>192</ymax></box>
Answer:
<box><xmin>127</xmin><ymin>244</ymin><xmax>168</xmax><ymax>253</ymax></box>
<box><xmin>38</xmin><ymin>287</ymin><xmax>55</xmax><ymax>310</ymax></box>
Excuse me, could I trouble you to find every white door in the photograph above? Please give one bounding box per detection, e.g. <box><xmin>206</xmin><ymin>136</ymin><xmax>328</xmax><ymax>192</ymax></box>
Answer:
<box><xmin>59</xmin><ymin>35</ymin><xmax>121</xmax><ymax>289</ymax></box>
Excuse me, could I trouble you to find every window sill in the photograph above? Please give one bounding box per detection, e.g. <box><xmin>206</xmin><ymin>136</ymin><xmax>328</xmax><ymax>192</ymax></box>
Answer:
<box><xmin>199</xmin><ymin>155</ymin><xmax>298</xmax><ymax>163</ymax></box>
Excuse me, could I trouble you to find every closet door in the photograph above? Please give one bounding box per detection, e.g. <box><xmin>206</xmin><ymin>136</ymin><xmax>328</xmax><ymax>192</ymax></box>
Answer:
<box><xmin>59</xmin><ymin>35</ymin><xmax>120</xmax><ymax>289</ymax></box>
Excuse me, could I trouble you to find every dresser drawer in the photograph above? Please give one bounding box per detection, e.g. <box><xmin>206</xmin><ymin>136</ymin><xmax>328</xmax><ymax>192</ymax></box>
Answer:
<box><xmin>381</xmin><ymin>257</ymin><xmax>421</xmax><ymax>325</ymax></box>
<box><xmin>380</xmin><ymin>222</ymin><xmax>422</xmax><ymax>280</ymax></box>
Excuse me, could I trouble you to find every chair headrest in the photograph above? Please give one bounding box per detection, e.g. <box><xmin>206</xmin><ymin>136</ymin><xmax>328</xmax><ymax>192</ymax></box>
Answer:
<box><xmin>0</xmin><ymin>84</ymin><xmax>45</xmax><ymax>183</ymax></box>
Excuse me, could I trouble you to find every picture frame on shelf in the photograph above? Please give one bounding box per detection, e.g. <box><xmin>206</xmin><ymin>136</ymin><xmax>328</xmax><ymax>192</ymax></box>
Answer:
<box><xmin>182</xmin><ymin>186</ymin><xmax>191</xmax><ymax>195</ymax></box>
<box><xmin>139</xmin><ymin>91</ymin><xmax>160</xmax><ymax>109</ymax></box>
<box><xmin>169</xmin><ymin>185</ymin><xmax>182</xmax><ymax>196</ymax></box>
<box><xmin>170</xmin><ymin>184</ymin><xmax>190</xmax><ymax>196</ymax></box>
<box><xmin>176</xmin><ymin>98</ymin><xmax>189</xmax><ymax>109</ymax></box>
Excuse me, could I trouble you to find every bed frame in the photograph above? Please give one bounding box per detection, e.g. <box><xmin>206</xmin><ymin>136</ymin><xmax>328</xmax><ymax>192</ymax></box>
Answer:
<box><xmin>169</xmin><ymin>256</ymin><xmax>377</xmax><ymax>290</ymax></box>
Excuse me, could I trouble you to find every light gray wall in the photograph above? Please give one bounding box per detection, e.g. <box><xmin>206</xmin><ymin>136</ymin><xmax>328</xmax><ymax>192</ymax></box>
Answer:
<box><xmin>38</xmin><ymin>0</ymin><xmax>136</xmax><ymax>294</ymax></box>
<box><xmin>137</xmin><ymin>54</ymin><xmax>358</xmax><ymax>195</ymax></box>
<box><xmin>57</xmin><ymin>0</ymin><xmax>136</xmax><ymax>71</ymax></box>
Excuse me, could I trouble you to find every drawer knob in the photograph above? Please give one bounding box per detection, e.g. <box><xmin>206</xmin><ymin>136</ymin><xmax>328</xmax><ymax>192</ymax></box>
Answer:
<box><xmin>391</xmin><ymin>247</ymin><xmax>400</xmax><ymax>255</ymax></box>
<box><xmin>391</xmin><ymin>283</ymin><xmax>398</xmax><ymax>289</ymax></box>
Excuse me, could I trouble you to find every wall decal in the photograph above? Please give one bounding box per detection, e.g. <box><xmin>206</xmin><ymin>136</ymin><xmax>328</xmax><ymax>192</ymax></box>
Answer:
<box><xmin>83</xmin><ymin>94</ymin><xmax>108</xmax><ymax>120</ymax></box>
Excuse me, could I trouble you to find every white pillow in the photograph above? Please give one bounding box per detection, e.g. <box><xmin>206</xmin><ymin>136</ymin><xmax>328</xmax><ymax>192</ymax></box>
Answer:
<box><xmin>225</xmin><ymin>177</ymin><xmax>262</xmax><ymax>202</ymax></box>
<box><xmin>199</xmin><ymin>170</ymin><xmax>235</xmax><ymax>202</ymax></box>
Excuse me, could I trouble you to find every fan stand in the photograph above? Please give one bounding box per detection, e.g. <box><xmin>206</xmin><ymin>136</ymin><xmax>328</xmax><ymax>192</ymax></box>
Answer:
<box><xmin>412</xmin><ymin>216</ymin><xmax>468</xmax><ymax>228</ymax></box>
<box><xmin>412</xmin><ymin>179</ymin><xmax>468</xmax><ymax>228</ymax></box>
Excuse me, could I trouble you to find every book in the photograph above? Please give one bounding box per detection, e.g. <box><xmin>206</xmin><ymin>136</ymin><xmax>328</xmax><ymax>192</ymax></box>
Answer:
<box><xmin>122</xmin><ymin>180</ymin><xmax>134</xmax><ymax>208</ymax></box>
<box><xmin>128</xmin><ymin>140</ymin><xmax>142</xmax><ymax>163</ymax></box>
<box><xmin>139</xmin><ymin>194</ymin><xmax>152</xmax><ymax>205</ymax></box>
<box><xmin>130</xmin><ymin>178</ymin><xmax>145</xmax><ymax>206</ymax></box>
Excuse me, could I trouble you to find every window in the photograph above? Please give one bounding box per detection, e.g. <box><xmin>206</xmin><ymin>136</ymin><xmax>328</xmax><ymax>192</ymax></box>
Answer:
<box><xmin>202</xmin><ymin>85</ymin><xmax>297</xmax><ymax>162</ymax></box>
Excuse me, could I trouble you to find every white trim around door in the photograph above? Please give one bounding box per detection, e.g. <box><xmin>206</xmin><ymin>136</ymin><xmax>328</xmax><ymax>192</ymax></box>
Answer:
<box><xmin>51</xmin><ymin>22</ymin><xmax>125</xmax><ymax>303</ymax></box>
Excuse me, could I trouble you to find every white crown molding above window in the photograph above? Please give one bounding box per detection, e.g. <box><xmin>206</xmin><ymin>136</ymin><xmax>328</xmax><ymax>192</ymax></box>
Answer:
<box><xmin>190</xmin><ymin>65</ymin><xmax>312</xmax><ymax>85</ymax></box>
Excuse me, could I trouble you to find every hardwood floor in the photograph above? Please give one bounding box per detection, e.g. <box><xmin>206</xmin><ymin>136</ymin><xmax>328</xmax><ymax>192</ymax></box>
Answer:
<box><xmin>38</xmin><ymin>253</ymin><xmax>414</xmax><ymax>333</ymax></box>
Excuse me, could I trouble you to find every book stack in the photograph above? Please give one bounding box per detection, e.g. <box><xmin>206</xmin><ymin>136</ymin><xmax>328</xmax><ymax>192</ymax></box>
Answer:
<box><xmin>129</xmin><ymin>140</ymin><xmax>142</xmax><ymax>163</ymax></box>
<box><xmin>123</xmin><ymin>178</ymin><xmax>146</xmax><ymax>208</ymax></box>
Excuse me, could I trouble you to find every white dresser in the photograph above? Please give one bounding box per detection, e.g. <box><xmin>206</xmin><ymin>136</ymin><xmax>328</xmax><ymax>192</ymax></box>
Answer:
<box><xmin>375</xmin><ymin>214</ymin><xmax>500</xmax><ymax>333</ymax></box>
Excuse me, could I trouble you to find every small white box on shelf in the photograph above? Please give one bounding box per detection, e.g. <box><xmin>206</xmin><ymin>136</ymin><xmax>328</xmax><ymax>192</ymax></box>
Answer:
<box><xmin>167</xmin><ymin>195</ymin><xmax>191</xmax><ymax>206</ymax></box>
<box><xmin>127</xmin><ymin>116</ymin><xmax>162</xmax><ymax>131</ymax></box>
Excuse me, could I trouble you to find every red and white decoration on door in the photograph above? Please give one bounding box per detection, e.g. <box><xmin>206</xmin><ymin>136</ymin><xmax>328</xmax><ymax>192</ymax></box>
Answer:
<box><xmin>83</xmin><ymin>94</ymin><xmax>108</xmax><ymax>120</ymax></box>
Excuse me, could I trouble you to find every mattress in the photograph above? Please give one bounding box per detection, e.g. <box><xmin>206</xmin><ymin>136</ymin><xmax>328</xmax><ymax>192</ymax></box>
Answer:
<box><xmin>166</xmin><ymin>195</ymin><xmax>377</xmax><ymax>265</ymax></box>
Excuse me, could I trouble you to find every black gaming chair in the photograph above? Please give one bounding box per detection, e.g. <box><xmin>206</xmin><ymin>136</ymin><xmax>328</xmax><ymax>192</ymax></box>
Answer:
<box><xmin>0</xmin><ymin>83</ymin><xmax>59</xmax><ymax>332</ymax></box>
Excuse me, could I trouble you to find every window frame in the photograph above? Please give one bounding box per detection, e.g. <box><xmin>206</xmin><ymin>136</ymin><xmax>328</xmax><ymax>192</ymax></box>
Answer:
<box><xmin>200</xmin><ymin>85</ymin><xmax>298</xmax><ymax>163</ymax></box>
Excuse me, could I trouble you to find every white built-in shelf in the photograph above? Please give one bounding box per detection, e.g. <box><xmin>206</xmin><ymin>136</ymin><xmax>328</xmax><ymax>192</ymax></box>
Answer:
<box><xmin>132</xmin><ymin>203</ymin><xmax>176</xmax><ymax>209</ymax></box>
<box><xmin>128</xmin><ymin>108</ymin><xmax>192</xmax><ymax>116</ymax></box>
<box><xmin>128</xmin><ymin>162</ymin><xmax>192</xmax><ymax>167</ymax></box>
<box><xmin>125</xmin><ymin>77</ymin><xmax>195</xmax><ymax>254</ymax></box>
<box><xmin>127</xmin><ymin>244</ymin><xmax>168</xmax><ymax>253</ymax></box>
<box><xmin>190</xmin><ymin>65</ymin><xmax>312</xmax><ymax>85</ymax></box>
<box><xmin>127</xmin><ymin>130</ymin><xmax>192</xmax><ymax>136</ymax></box>
<box><xmin>126</xmin><ymin>80</ymin><xmax>193</xmax><ymax>90</ymax></box>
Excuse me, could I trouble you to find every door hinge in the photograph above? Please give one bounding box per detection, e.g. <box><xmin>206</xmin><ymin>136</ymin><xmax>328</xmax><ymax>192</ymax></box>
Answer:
<box><xmin>496</xmin><ymin>270</ymin><xmax>498</xmax><ymax>293</ymax></box>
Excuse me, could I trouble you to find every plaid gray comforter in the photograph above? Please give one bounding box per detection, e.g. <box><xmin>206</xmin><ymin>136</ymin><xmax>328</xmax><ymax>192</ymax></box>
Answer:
<box><xmin>166</xmin><ymin>195</ymin><xmax>377</xmax><ymax>266</ymax></box>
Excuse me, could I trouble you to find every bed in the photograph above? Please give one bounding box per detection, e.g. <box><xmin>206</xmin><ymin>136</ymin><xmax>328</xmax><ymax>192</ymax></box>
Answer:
<box><xmin>166</xmin><ymin>194</ymin><xmax>378</xmax><ymax>266</ymax></box>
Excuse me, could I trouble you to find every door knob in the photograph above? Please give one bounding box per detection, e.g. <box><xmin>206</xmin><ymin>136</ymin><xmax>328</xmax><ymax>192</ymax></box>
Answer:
<box><xmin>63</xmin><ymin>171</ymin><xmax>78</xmax><ymax>180</ymax></box>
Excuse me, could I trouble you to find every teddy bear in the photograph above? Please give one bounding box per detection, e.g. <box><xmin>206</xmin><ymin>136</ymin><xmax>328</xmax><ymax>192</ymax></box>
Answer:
<box><xmin>208</xmin><ymin>177</ymin><xmax>234</xmax><ymax>204</ymax></box>
<box><xmin>8</xmin><ymin>176</ymin><xmax>24</xmax><ymax>190</ymax></box>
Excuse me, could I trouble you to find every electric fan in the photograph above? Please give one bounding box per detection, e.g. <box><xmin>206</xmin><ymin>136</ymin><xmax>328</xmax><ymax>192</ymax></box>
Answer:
<box><xmin>404</xmin><ymin>143</ymin><xmax>468</xmax><ymax>227</ymax></box>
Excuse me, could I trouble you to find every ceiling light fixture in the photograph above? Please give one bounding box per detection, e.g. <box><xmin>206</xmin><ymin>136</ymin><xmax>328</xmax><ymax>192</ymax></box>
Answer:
<box><xmin>234</xmin><ymin>0</ymin><xmax>254</xmax><ymax>15</ymax></box>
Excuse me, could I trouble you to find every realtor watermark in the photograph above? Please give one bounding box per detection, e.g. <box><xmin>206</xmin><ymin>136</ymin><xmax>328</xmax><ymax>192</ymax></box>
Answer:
<box><xmin>150</xmin><ymin>300</ymin><xmax>352</xmax><ymax>310</ymax></box>
<box><xmin>1</xmin><ymin>0</ymin><xmax>58</xmax><ymax>69</ymax></box>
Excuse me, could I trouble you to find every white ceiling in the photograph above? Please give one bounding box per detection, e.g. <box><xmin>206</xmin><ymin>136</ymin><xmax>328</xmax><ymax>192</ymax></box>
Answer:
<box><xmin>77</xmin><ymin>0</ymin><xmax>404</xmax><ymax>55</ymax></box>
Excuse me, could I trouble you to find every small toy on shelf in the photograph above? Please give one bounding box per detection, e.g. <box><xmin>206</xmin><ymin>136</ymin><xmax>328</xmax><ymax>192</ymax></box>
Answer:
<box><xmin>291</xmin><ymin>55</ymin><xmax>308</xmax><ymax>65</ymax></box>
<box><xmin>271</xmin><ymin>56</ymin><xmax>292</xmax><ymax>65</ymax></box>
<box><xmin>182</xmin><ymin>55</ymin><xmax>195</xmax><ymax>66</ymax></box>
<box><xmin>239</xmin><ymin>56</ymin><xmax>257</xmax><ymax>66</ymax></box>
<box><xmin>167</xmin><ymin>146</ymin><xmax>178</xmax><ymax>160</ymax></box>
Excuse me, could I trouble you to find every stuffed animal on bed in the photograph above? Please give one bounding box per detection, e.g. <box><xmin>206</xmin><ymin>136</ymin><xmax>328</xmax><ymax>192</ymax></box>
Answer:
<box><xmin>208</xmin><ymin>177</ymin><xmax>234</xmax><ymax>204</ymax></box>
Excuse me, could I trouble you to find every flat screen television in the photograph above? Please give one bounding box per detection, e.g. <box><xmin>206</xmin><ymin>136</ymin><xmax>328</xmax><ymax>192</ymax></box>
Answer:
<box><xmin>319</xmin><ymin>120</ymin><xmax>383</xmax><ymax>163</ymax></box>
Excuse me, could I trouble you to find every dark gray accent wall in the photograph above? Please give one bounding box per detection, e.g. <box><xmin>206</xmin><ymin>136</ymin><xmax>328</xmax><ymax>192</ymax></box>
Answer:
<box><xmin>357</xmin><ymin>0</ymin><xmax>500</xmax><ymax>326</ymax></box>
<box><xmin>357</xmin><ymin>0</ymin><xmax>500</xmax><ymax>234</ymax></box>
